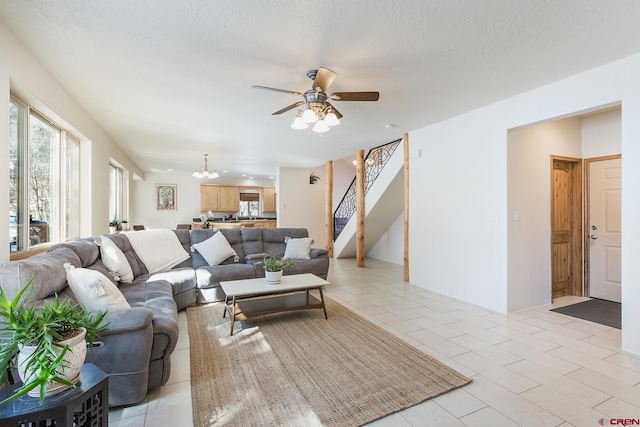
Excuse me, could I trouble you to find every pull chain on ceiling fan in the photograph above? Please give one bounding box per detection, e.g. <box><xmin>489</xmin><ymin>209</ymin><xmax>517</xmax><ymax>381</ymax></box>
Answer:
<box><xmin>253</xmin><ymin>67</ymin><xmax>379</xmax><ymax>133</ymax></box>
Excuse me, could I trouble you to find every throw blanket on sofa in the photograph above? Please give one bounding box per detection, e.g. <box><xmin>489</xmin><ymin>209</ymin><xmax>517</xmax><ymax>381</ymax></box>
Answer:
<box><xmin>125</xmin><ymin>229</ymin><xmax>190</xmax><ymax>274</ymax></box>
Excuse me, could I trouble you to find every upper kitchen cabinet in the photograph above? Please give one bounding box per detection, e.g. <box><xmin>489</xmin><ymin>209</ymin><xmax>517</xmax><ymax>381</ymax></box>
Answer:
<box><xmin>262</xmin><ymin>186</ymin><xmax>276</xmax><ymax>212</ymax></box>
<box><xmin>200</xmin><ymin>185</ymin><xmax>239</xmax><ymax>212</ymax></box>
<box><xmin>200</xmin><ymin>184</ymin><xmax>221</xmax><ymax>212</ymax></box>
<box><xmin>219</xmin><ymin>186</ymin><xmax>239</xmax><ymax>212</ymax></box>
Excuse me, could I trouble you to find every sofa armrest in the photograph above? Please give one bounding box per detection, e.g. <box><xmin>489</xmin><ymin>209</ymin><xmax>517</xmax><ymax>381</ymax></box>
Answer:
<box><xmin>244</xmin><ymin>253</ymin><xmax>265</xmax><ymax>264</ymax></box>
<box><xmin>98</xmin><ymin>307</ymin><xmax>154</xmax><ymax>337</ymax></box>
<box><xmin>310</xmin><ymin>248</ymin><xmax>328</xmax><ymax>258</ymax></box>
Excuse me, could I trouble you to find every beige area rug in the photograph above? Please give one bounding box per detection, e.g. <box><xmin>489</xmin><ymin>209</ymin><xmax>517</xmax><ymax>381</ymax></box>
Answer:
<box><xmin>187</xmin><ymin>298</ymin><xmax>471</xmax><ymax>427</ymax></box>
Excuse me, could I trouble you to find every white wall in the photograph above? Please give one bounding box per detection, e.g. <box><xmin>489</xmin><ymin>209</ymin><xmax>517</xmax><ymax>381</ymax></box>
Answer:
<box><xmin>367</xmin><ymin>213</ymin><xmax>404</xmax><ymax>265</ymax></box>
<box><xmin>131</xmin><ymin>174</ymin><xmax>276</xmax><ymax>229</ymax></box>
<box><xmin>0</xmin><ymin>22</ymin><xmax>143</xmax><ymax>262</ymax></box>
<box><xmin>408</xmin><ymin>53</ymin><xmax>640</xmax><ymax>355</ymax></box>
<box><xmin>507</xmin><ymin>118</ymin><xmax>582</xmax><ymax>312</ymax></box>
<box><xmin>331</xmin><ymin>159</ymin><xmax>356</xmax><ymax>207</ymax></box>
<box><xmin>582</xmin><ymin>108</ymin><xmax>622</xmax><ymax>158</ymax></box>
<box><xmin>277</xmin><ymin>167</ymin><xmax>325</xmax><ymax>249</ymax></box>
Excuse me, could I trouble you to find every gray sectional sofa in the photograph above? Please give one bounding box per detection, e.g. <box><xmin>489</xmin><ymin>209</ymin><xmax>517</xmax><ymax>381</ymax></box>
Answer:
<box><xmin>0</xmin><ymin>227</ymin><xmax>328</xmax><ymax>407</ymax></box>
<box><xmin>192</xmin><ymin>228</ymin><xmax>330</xmax><ymax>302</ymax></box>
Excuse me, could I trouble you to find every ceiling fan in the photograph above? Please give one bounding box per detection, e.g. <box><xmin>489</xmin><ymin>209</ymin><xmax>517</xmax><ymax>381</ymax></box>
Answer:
<box><xmin>252</xmin><ymin>67</ymin><xmax>379</xmax><ymax>132</ymax></box>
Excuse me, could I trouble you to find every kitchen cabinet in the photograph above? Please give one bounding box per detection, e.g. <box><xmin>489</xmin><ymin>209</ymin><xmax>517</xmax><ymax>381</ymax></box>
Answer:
<box><xmin>200</xmin><ymin>185</ymin><xmax>221</xmax><ymax>212</ymax></box>
<box><xmin>219</xmin><ymin>186</ymin><xmax>239</xmax><ymax>212</ymax></box>
<box><xmin>262</xmin><ymin>186</ymin><xmax>276</xmax><ymax>212</ymax></box>
<box><xmin>200</xmin><ymin>185</ymin><xmax>239</xmax><ymax>212</ymax></box>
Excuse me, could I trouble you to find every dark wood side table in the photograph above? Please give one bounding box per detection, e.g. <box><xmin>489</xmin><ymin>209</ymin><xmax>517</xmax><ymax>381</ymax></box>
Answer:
<box><xmin>0</xmin><ymin>363</ymin><xmax>108</xmax><ymax>427</ymax></box>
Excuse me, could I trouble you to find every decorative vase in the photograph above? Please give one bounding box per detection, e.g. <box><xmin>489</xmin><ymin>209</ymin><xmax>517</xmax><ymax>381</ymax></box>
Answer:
<box><xmin>17</xmin><ymin>327</ymin><xmax>87</xmax><ymax>397</ymax></box>
<box><xmin>265</xmin><ymin>270</ymin><xmax>282</xmax><ymax>284</ymax></box>
<box><xmin>109</xmin><ymin>226</ymin><xmax>116</xmax><ymax>233</ymax></box>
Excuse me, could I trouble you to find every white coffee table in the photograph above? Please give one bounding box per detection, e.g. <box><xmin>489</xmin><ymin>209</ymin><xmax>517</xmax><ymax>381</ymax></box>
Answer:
<box><xmin>220</xmin><ymin>273</ymin><xmax>329</xmax><ymax>335</ymax></box>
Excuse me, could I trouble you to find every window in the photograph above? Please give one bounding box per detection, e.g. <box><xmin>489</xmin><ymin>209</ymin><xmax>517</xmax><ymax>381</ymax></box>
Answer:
<box><xmin>239</xmin><ymin>192</ymin><xmax>260</xmax><ymax>217</ymax></box>
<box><xmin>9</xmin><ymin>97</ymin><xmax>80</xmax><ymax>254</ymax></box>
<box><xmin>109</xmin><ymin>163</ymin><xmax>124</xmax><ymax>223</ymax></box>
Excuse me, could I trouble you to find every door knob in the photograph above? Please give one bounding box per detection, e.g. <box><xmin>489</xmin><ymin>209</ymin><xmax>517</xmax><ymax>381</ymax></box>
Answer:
<box><xmin>590</xmin><ymin>234</ymin><xmax>598</xmax><ymax>240</ymax></box>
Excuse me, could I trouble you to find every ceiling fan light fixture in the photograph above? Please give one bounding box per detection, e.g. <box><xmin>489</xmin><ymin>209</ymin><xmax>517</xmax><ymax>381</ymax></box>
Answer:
<box><xmin>324</xmin><ymin>111</ymin><xmax>340</xmax><ymax>126</ymax></box>
<box><xmin>291</xmin><ymin>114</ymin><xmax>309</xmax><ymax>130</ymax></box>
<box><xmin>302</xmin><ymin>108</ymin><xmax>318</xmax><ymax>123</ymax></box>
<box><xmin>312</xmin><ymin>120</ymin><xmax>330</xmax><ymax>133</ymax></box>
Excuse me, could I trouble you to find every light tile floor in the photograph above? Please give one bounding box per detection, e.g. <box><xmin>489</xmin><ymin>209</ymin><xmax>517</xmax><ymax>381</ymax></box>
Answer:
<box><xmin>109</xmin><ymin>258</ymin><xmax>637</xmax><ymax>426</ymax></box>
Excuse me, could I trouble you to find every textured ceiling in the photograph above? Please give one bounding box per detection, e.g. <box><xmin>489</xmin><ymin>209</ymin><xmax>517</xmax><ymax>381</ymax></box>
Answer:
<box><xmin>2</xmin><ymin>1</ymin><xmax>640</xmax><ymax>179</ymax></box>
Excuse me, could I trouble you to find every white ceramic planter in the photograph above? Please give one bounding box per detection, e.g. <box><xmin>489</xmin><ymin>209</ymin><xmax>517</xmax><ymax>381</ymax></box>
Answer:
<box><xmin>18</xmin><ymin>327</ymin><xmax>87</xmax><ymax>397</ymax></box>
<box><xmin>265</xmin><ymin>270</ymin><xmax>283</xmax><ymax>284</ymax></box>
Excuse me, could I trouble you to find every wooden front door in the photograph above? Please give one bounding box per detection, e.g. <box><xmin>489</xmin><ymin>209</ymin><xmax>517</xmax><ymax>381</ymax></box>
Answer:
<box><xmin>551</xmin><ymin>157</ymin><xmax>583</xmax><ymax>299</ymax></box>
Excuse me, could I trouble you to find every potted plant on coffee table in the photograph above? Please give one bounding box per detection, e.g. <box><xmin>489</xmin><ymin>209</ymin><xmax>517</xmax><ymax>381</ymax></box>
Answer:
<box><xmin>0</xmin><ymin>276</ymin><xmax>108</xmax><ymax>404</ymax></box>
<box><xmin>262</xmin><ymin>254</ymin><xmax>293</xmax><ymax>284</ymax></box>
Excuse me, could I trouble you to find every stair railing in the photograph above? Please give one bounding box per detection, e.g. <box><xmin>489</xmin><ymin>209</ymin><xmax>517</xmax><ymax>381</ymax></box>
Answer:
<box><xmin>333</xmin><ymin>138</ymin><xmax>402</xmax><ymax>240</ymax></box>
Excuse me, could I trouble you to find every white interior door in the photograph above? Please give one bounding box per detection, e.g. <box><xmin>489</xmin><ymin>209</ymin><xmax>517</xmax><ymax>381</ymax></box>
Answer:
<box><xmin>589</xmin><ymin>158</ymin><xmax>622</xmax><ymax>302</ymax></box>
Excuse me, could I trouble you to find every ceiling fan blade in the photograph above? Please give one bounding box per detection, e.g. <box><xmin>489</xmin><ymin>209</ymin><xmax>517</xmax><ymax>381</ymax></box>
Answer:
<box><xmin>330</xmin><ymin>91</ymin><xmax>380</xmax><ymax>101</ymax></box>
<box><xmin>325</xmin><ymin>102</ymin><xmax>343</xmax><ymax>119</ymax></box>
<box><xmin>272</xmin><ymin>101</ymin><xmax>305</xmax><ymax>115</ymax></box>
<box><xmin>313</xmin><ymin>67</ymin><xmax>337</xmax><ymax>92</ymax></box>
<box><xmin>252</xmin><ymin>85</ymin><xmax>302</xmax><ymax>97</ymax></box>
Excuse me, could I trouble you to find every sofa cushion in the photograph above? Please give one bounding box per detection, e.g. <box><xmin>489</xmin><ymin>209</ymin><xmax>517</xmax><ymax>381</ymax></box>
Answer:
<box><xmin>195</xmin><ymin>264</ymin><xmax>256</xmax><ymax>289</ymax></box>
<box><xmin>100</xmin><ymin>236</ymin><xmax>134</xmax><ymax>283</ymax></box>
<box><xmin>283</xmin><ymin>236</ymin><xmax>314</xmax><ymax>260</ymax></box>
<box><xmin>50</xmin><ymin>238</ymin><xmax>100</xmax><ymax>267</ymax></box>
<box><xmin>191</xmin><ymin>232</ymin><xmax>237</xmax><ymax>266</ymax></box>
<box><xmin>241</xmin><ymin>228</ymin><xmax>263</xmax><ymax>258</ymax></box>
<box><xmin>148</xmin><ymin>267</ymin><xmax>197</xmax><ymax>304</ymax></box>
<box><xmin>171</xmin><ymin>229</ymin><xmax>193</xmax><ymax>269</ymax></box>
<box><xmin>64</xmin><ymin>264</ymin><xmax>130</xmax><ymax>312</ymax></box>
<box><xmin>118</xmin><ymin>279</ymin><xmax>179</xmax><ymax>361</ymax></box>
<box><xmin>0</xmin><ymin>247</ymin><xmax>80</xmax><ymax>302</ymax></box>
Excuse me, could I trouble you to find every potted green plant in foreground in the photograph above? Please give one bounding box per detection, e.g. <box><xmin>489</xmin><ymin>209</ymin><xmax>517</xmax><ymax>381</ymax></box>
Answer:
<box><xmin>262</xmin><ymin>254</ymin><xmax>293</xmax><ymax>284</ymax></box>
<box><xmin>0</xmin><ymin>277</ymin><xmax>108</xmax><ymax>404</ymax></box>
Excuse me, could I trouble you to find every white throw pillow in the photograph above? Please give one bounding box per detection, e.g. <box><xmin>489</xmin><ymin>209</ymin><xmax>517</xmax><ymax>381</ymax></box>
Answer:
<box><xmin>64</xmin><ymin>263</ymin><xmax>130</xmax><ymax>313</ymax></box>
<box><xmin>191</xmin><ymin>232</ymin><xmax>238</xmax><ymax>266</ymax></box>
<box><xmin>100</xmin><ymin>236</ymin><xmax>134</xmax><ymax>283</ymax></box>
<box><xmin>283</xmin><ymin>236</ymin><xmax>314</xmax><ymax>260</ymax></box>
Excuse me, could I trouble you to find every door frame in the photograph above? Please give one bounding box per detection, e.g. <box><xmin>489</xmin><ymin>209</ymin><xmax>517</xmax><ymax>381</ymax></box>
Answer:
<box><xmin>550</xmin><ymin>155</ymin><xmax>583</xmax><ymax>299</ymax></box>
<box><xmin>583</xmin><ymin>154</ymin><xmax>622</xmax><ymax>298</ymax></box>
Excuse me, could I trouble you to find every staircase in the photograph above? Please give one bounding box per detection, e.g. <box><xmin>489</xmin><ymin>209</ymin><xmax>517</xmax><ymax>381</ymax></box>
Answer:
<box><xmin>333</xmin><ymin>139</ymin><xmax>404</xmax><ymax>259</ymax></box>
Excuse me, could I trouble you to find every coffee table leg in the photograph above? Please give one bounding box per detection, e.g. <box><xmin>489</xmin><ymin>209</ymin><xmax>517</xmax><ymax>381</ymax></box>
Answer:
<box><xmin>319</xmin><ymin>287</ymin><xmax>328</xmax><ymax>319</ymax></box>
<box><xmin>223</xmin><ymin>295</ymin><xmax>229</xmax><ymax>318</ymax></box>
<box><xmin>230</xmin><ymin>296</ymin><xmax>236</xmax><ymax>335</ymax></box>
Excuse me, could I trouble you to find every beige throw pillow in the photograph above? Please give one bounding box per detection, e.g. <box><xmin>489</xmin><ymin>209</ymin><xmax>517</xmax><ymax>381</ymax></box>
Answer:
<box><xmin>100</xmin><ymin>236</ymin><xmax>134</xmax><ymax>283</ymax></box>
<box><xmin>191</xmin><ymin>232</ymin><xmax>238</xmax><ymax>266</ymax></box>
<box><xmin>283</xmin><ymin>236</ymin><xmax>314</xmax><ymax>260</ymax></box>
<box><xmin>64</xmin><ymin>263</ymin><xmax>130</xmax><ymax>313</ymax></box>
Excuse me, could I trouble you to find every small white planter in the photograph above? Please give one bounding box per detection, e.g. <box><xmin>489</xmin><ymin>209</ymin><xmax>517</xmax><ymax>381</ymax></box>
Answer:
<box><xmin>18</xmin><ymin>327</ymin><xmax>87</xmax><ymax>397</ymax></box>
<box><xmin>265</xmin><ymin>270</ymin><xmax>283</xmax><ymax>284</ymax></box>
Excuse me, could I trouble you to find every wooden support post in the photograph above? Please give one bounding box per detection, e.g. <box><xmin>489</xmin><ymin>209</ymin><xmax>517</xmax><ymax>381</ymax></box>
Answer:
<box><xmin>403</xmin><ymin>133</ymin><xmax>410</xmax><ymax>282</ymax></box>
<box><xmin>356</xmin><ymin>150</ymin><xmax>365</xmax><ymax>267</ymax></box>
<box><xmin>325</xmin><ymin>161</ymin><xmax>334</xmax><ymax>257</ymax></box>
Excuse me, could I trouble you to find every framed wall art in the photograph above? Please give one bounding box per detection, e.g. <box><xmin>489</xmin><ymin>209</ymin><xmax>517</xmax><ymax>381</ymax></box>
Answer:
<box><xmin>156</xmin><ymin>184</ymin><xmax>177</xmax><ymax>211</ymax></box>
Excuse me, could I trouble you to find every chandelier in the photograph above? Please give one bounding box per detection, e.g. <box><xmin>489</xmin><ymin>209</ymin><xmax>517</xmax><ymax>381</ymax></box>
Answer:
<box><xmin>192</xmin><ymin>154</ymin><xmax>219</xmax><ymax>179</ymax></box>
